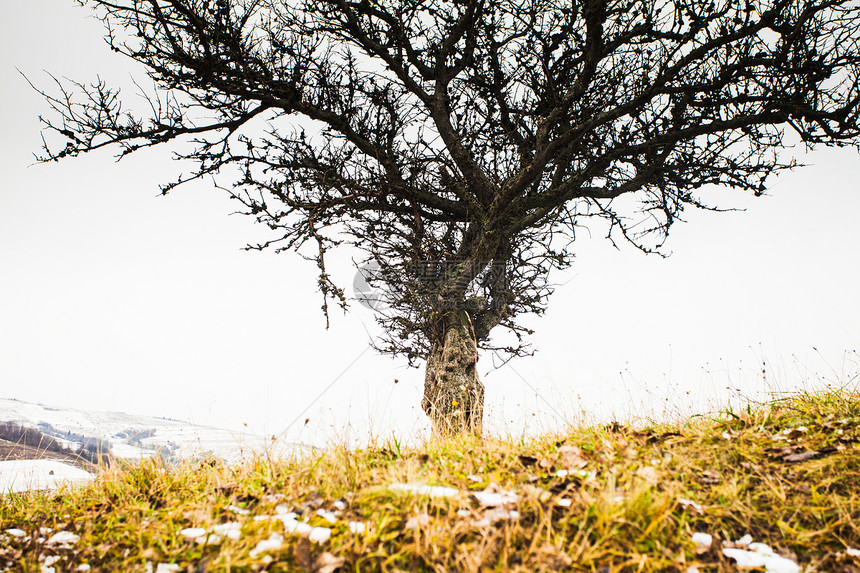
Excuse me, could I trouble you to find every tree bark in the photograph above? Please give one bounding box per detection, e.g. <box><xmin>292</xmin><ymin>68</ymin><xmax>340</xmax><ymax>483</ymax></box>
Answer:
<box><xmin>422</xmin><ymin>306</ymin><xmax>484</xmax><ymax>434</ymax></box>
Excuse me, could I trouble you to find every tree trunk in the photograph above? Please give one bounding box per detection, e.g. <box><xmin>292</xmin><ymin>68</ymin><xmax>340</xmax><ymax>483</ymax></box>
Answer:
<box><xmin>422</xmin><ymin>307</ymin><xmax>484</xmax><ymax>434</ymax></box>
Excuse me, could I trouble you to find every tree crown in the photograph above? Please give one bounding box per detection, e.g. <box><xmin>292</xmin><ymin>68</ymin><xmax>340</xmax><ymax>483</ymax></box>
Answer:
<box><xmin>36</xmin><ymin>0</ymin><xmax>860</xmax><ymax>363</ymax></box>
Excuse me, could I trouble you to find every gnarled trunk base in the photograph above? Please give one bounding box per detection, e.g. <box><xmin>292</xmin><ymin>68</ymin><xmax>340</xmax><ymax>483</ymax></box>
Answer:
<box><xmin>422</xmin><ymin>309</ymin><xmax>484</xmax><ymax>434</ymax></box>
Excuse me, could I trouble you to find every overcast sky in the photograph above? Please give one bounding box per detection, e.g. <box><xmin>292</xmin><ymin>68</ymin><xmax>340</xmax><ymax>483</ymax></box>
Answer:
<box><xmin>2</xmin><ymin>1</ymin><xmax>858</xmax><ymax>447</ymax></box>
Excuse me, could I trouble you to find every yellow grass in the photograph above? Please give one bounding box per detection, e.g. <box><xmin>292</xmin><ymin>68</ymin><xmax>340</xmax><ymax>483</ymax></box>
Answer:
<box><xmin>1</xmin><ymin>388</ymin><xmax>858</xmax><ymax>572</ymax></box>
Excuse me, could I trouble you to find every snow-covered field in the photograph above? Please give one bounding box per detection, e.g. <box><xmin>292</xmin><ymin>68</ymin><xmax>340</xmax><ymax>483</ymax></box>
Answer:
<box><xmin>0</xmin><ymin>460</ymin><xmax>93</xmax><ymax>493</ymax></box>
<box><xmin>0</xmin><ymin>398</ymin><xmax>312</xmax><ymax>493</ymax></box>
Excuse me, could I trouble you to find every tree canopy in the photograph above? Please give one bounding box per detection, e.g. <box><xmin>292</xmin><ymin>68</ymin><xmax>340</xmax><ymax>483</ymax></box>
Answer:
<box><xmin>36</xmin><ymin>0</ymin><xmax>860</xmax><ymax>431</ymax></box>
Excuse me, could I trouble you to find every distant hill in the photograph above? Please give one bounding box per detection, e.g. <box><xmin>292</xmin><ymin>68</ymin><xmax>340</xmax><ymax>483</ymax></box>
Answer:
<box><xmin>0</xmin><ymin>398</ymin><xmax>311</xmax><ymax>464</ymax></box>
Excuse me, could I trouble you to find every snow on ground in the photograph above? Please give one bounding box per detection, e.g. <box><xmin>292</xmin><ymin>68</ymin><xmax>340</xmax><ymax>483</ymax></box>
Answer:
<box><xmin>0</xmin><ymin>398</ymin><xmax>311</xmax><ymax>464</ymax></box>
<box><xmin>0</xmin><ymin>460</ymin><xmax>94</xmax><ymax>494</ymax></box>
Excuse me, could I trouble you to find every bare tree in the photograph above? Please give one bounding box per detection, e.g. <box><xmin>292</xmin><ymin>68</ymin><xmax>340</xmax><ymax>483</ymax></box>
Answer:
<box><xmin>34</xmin><ymin>0</ymin><xmax>860</xmax><ymax>433</ymax></box>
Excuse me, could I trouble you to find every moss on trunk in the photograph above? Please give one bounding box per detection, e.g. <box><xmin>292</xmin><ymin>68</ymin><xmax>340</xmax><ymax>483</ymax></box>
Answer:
<box><xmin>422</xmin><ymin>307</ymin><xmax>484</xmax><ymax>434</ymax></box>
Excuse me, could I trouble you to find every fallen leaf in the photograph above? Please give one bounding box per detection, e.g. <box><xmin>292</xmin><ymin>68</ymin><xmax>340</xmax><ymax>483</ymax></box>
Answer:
<box><xmin>314</xmin><ymin>552</ymin><xmax>346</xmax><ymax>573</ymax></box>
<box><xmin>782</xmin><ymin>426</ymin><xmax>808</xmax><ymax>440</ymax></box>
<box><xmin>559</xmin><ymin>445</ymin><xmax>587</xmax><ymax>470</ymax></box>
<box><xmin>697</xmin><ymin>469</ymin><xmax>721</xmax><ymax>485</ymax></box>
<box><xmin>535</xmin><ymin>544</ymin><xmax>573</xmax><ymax>568</ymax></box>
<box><xmin>293</xmin><ymin>537</ymin><xmax>312</xmax><ymax>570</ymax></box>
<box><xmin>636</xmin><ymin>466</ymin><xmax>660</xmax><ymax>486</ymax></box>
<box><xmin>783</xmin><ymin>451</ymin><xmax>819</xmax><ymax>463</ymax></box>
<box><xmin>605</xmin><ymin>421</ymin><xmax>625</xmax><ymax>433</ymax></box>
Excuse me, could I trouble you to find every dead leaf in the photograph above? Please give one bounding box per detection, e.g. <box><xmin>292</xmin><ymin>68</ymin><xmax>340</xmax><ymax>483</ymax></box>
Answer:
<box><xmin>783</xmin><ymin>451</ymin><xmax>819</xmax><ymax>463</ymax></box>
<box><xmin>650</xmin><ymin>431</ymin><xmax>682</xmax><ymax>444</ymax></box>
<box><xmin>783</xmin><ymin>426</ymin><xmax>808</xmax><ymax>440</ymax></box>
<box><xmin>313</xmin><ymin>552</ymin><xmax>345</xmax><ymax>573</ymax></box>
<box><xmin>767</xmin><ymin>445</ymin><xmax>828</xmax><ymax>463</ymax></box>
<box><xmin>293</xmin><ymin>538</ymin><xmax>312</xmax><ymax>570</ymax></box>
<box><xmin>559</xmin><ymin>445</ymin><xmax>587</xmax><ymax>470</ymax></box>
<box><xmin>534</xmin><ymin>544</ymin><xmax>573</xmax><ymax>568</ymax></box>
<box><xmin>518</xmin><ymin>455</ymin><xmax>538</xmax><ymax>466</ymax></box>
<box><xmin>767</xmin><ymin>445</ymin><xmax>803</xmax><ymax>458</ymax></box>
<box><xmin>636</xmin><ymin>466</ymin><xmax>660</xmax><ymax>486</ymax></box>
<box><xmin>605</xmin><ymin>421</ymin><xmax>626</xmax><ymax>433</ymax></box>
<box><xmin>697</xmin><ymin>469</ymin><xmax>721</xmax><ymax>485</ymax></box>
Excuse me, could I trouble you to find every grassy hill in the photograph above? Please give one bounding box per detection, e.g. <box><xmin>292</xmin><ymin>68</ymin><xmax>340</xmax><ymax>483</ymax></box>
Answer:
<box><xmin>1</xmin><ymin>389</ymin><xmax>858</xmax><ymax>572</ymax></box>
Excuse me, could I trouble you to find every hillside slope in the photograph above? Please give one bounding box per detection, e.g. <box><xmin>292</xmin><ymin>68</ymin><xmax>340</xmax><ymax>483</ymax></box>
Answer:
<box><xmin>0</xmin><ymin>398</ymin><xmax>309</xmax><ymax>464</ymax></box>
<box><xmin>1</xmin><ymin>389</ymin><xmax>858</xmax><ymax>572</ymax></box>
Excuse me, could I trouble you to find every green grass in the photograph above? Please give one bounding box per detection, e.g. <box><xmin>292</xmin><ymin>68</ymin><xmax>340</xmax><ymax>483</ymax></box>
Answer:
<box><xmin>2</xmin><ymin>389</ymin><xmax>859</xmax><ymax>572</ymax></box>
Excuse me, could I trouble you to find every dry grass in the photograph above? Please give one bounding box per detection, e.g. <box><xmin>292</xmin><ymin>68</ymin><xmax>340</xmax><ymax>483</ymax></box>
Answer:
<box><xmin>1</xmin><ymin>388</ymin><xmax>859</xmax><ymax>572</ymax></box>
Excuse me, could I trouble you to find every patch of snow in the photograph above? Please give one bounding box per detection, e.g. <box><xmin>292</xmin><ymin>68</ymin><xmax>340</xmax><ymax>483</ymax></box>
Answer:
<box><xmin>46</xmin><ymin>531</ymin><xmax>80</xmax><ymax>546</ymax></box>
<box><xmin>316</xmin><ymin>509</ymin><xmax>338</xmax><ymax>524</ymax></box>
<box><xmin>0</xmin><ymin>398</ymin><xmax>312</xmax><ymax>465</ymax></box>
<box><xmin>723</xmin><ymin>543</ymin><xmax>800</xmax><ymax>573</ymax></box>
<box><xmin>227</xmin><ymin>504</ymin><xmax>250</xmax><ymax>516</ymax></box>
<box><xmin>0</xmin><ymin>460</ymin><xmax>93</xmax><ymax>494</ymax></box>
<box><xmin>390</xmin><ymin>482</ymin><xmax>458</xmax><ymax>498</ymax></box>
<box><xmin>347</xmin><ymin>521</ymin><xmax>365</xmax><ymax>534</ymax></box>
<box><xmin>179</xmin><ymin>528</ymin><xmax>207</xmax><ymax>539</ymax></box>
<box><xmin>679</xmin><ymin>498</ymin><xmax>704</xmax><ymax>514</ymax></box>
<box><xmin>470</xmin><ymin>508</ymin><xmax>520</xmax><ymax>527</ymax></box>
<box><xmin>405</xmin><ymin>513</ymin><xmax>431</xmax><ymax>530</ymax></box>
<box><xmin>691</xmin><ymin>532</ymin><xmax>713</xmax><ymax>553</ymax></box>
<box><xmin>472</xmin><ymin>489</ymin><xmax>518</xmax><ymax>507</ymax></box>
<box><xmin>211</xmin><ymin>522</ymin><xmax>242</xmax><ymax>540</ymax></box>
<box><xmin>308</xmin><ymin>527</ymin><xmax>331</xmax><ymax>543</ymax></box>
<box><xmin>249</xmin><ymin>532</ymin><xmax>284</xmax><ymax>557</ymax></box>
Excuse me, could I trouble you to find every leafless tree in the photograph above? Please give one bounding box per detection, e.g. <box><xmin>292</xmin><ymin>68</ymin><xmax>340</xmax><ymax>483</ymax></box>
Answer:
<box><xmin>34</xmin><ymin>0</ymin><xmax>860</xmax><ymax>432</ymax></box>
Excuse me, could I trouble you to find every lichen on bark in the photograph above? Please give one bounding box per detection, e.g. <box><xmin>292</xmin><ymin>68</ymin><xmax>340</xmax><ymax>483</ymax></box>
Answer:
<box><xmin>422</xmin><ymin>306</ymin><xmax>484</xmax><ymax>434</ymax></box>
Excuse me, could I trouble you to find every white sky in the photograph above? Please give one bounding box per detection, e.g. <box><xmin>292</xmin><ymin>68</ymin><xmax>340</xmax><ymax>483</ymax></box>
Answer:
<box><xmin>1</xmin><ymin>1</ymin><xmax>858</xmax><ymax>447</ymax></box>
